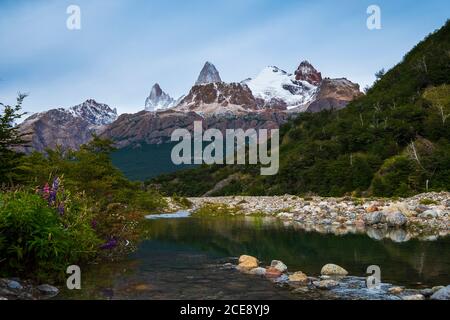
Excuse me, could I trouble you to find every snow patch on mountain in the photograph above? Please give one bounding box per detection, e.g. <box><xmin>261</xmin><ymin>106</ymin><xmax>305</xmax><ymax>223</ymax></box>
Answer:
<box><xmin>243</xmin><ymin>66</ymin><xmax>318</xmax><ymax>110</ymax></box>
<box><xmin>145</xmin><ymin>83</ymin><xmax>176</xmax><ymax>111</ymax></box>
<box><xmin>69</xmin><ymin>99</ymin><xmax>118</xmax><ymax>126</ymax></box>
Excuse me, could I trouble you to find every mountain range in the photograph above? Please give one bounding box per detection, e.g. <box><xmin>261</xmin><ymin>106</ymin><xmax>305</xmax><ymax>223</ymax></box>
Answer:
<box><xmin>151</xmin><ymin>20</ymin><xmax>450</xmax><ymax>197</ymax></box>
<box><xmin>18</xmin><ymin>60</ymin><xmax>361</xmax><ymax>152</ymax></box>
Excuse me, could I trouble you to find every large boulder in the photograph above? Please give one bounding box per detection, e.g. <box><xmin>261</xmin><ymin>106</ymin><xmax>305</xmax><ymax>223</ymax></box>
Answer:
<box><xmin>248</xmin><ymin>267</ymin><xmax>266</xmax><ymax>276</ymax></box>
<box><xmin>321</xmin><ymin>264</ymin><xmax>348</xmax><ymax>276</ymax></box>
<box><xmin>431</xmin><ymin>285</ymin><xmax>450</xmax><ymax>300</ymax></box>
<box><xmin>419</xmin><ymin>209</ymin><xmax>440</xmax><ymax>219</ymax></box>
<box><xmin>270</xmin><ymin>260</ymin><xmax>287</xmax><ymax>273</ymax></box>
<box><xmin>238</xmin><ymin>255</ymin><xmax>259</xmax><ymax>270</ymax></box>
<box><xmin>313</xmin><ymin>279</ymin><xmax>340</xmax><ymax>290</ymax></box>
<box><xmin>36</xmin><ymin>284</ymin><xmax>59</xmax><ymax>296</ymax></box>
<box><xmin>363</xmin><ymin>211</ymin><xmax>383</xmax><ymax>225</ymax></box>
<box><xmin>385</xmin><ymin>212</ymin><xmax>407</xmax><ymax>227</ymax></box>
<box><xmin>288</xmin><ymin>272</ymin><xmax>309</xmax><ymax>285</ymax></box>
<box><xmin>265</xmin><ymin>267</ymin><xmax>283</xmax><ymax>278</ymax></box>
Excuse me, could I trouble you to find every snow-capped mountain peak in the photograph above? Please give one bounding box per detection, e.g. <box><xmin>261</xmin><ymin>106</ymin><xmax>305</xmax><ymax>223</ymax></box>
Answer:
<box><xmin>145</xmin><ymin>83</ymin><xmax>175</xmax><ymax>111</ymax></box>
<box><xmin>69</xmin><ymin>99</ymin><xmax>118</xmax><ymax>126</ymax></box>
<box><xmin>243</xmin><ymin>65</ymin><xmax>318</xmax><ymax>110</ymax></box>
<box><xmin>195</xmin><ymin>61</ymin><xmax>222</xmax><ymax>85</ymax></box>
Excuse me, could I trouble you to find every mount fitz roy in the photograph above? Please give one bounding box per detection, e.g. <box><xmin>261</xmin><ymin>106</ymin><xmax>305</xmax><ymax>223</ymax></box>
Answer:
<box><xmin>144</xmin><ymin>83</ymin><xmax>177</xmax><ymax>111</ymax></box>
<box><xmin>18</xmin><ymin>60</ymin><xmax>362</xmax><ymax>152</ymax></box>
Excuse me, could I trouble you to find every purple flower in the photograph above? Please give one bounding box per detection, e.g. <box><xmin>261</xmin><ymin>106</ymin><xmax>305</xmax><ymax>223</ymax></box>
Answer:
<box><xmin>57</xmin><ymin>203</ymin><xmax>65</xmax><ymax>216</ymax></box>
<box><xmin>91</xmin><ymin>219</ymin><xmax>98</xmax><ymax>229</ymax></box>
<box><xmin>52</xmin><ymin>178</ymin><xmax>60</xmax><ymax>192</ymax></box>
<box><xmin>100</xmin><ymin>237</ymin><xmax>118</xmax><ymax>250</ymax></box>
<box><xmin>48</xmin><ymin>190</ymin><xmax>57</xmax><ymax>204</ymax></box>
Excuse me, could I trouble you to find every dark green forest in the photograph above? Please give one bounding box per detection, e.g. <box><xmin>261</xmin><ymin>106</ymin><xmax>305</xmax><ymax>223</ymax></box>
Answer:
<box><xmin>150</xmin><ymin>20</ymin><xmax>450</xmax><ymax>198</ymax></box>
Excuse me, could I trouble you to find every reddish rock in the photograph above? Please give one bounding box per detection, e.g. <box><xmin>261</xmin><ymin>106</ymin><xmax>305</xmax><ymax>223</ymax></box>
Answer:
<box><xmin>265</xmin><ymin>267</ymin><xmax>282</xmax><ymax>278</ymax></box>
<box><xmin>367</xmin><ymin>205</ymin><xmax>379</xmax><ymax>213</ymax></box>
<box><xmin>294</xmin><ymin>61</ymin><xmax>322</xmax><ymax>86</ymax></box>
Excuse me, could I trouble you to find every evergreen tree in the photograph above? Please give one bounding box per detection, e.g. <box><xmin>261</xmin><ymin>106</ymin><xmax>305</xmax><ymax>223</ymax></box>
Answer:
<box><xmin>0</xmin><ymin>94</ymin><xmax>28</xmax><ymax>185</ymax></box>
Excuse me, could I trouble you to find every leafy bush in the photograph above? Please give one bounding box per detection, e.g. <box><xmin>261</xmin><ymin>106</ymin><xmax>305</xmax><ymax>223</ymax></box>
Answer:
<box><xmin>0</xmin><ymin>190</ymin><xmax>99</xmax><ymax>281</ymax></box>
<box><xmin>192</xmin><ymin>203</ymin><xmax>242</xmax><ymax>217</ymax></box>
<box><xmin>0</xmin><ymin>135</ymin><xmax>168</xmax><ymax>282</ymax></box>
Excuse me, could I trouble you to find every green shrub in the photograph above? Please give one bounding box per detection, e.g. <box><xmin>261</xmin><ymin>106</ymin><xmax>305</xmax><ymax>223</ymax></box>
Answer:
<box><xmin>172</xmin><ymin>194</ymin><xmax>193</xmax><ymax>209</ymax></box>
<box><xmin>419</xmin><ymin>198</ymin><xmax>438</xmax><ymax>205</ymax></box>
<box><xmin>193</xmin><ymin>203</ymin><xmax>242</xmax><ymax>217</ymax></box>
<box><xmin>0</xmin><ymin>191</ymin><xmax>99</xmax><ymax>281</ymax></box>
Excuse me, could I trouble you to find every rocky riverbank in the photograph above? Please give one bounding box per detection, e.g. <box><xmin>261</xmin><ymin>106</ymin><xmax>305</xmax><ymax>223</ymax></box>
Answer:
<box><xmin>0</xmin><ymin>278</ymin><xmax>59</xmax><ymax>300</ymax></box>
<box><xmin>187</xmin><ymin>192</ymin><xmax>450</xmax><ymax>241</ymax></box>
<box><xmin>229</xmin><ymin>255</ymin><xmax>450</xmax><ymax>300</ymax></box>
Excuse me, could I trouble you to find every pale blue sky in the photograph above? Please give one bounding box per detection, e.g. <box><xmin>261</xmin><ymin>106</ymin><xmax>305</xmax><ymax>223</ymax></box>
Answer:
<box><xmin>0</xmin><ymin>0</ymin><xmax>449</xmax><ymax>115</ymax></box>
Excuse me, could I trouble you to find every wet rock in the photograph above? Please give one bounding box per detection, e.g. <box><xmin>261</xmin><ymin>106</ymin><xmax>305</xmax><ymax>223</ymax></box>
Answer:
<box><xmin>420</xmin><ymin>288</ymin><xmax>434</xmax><ymax>297</ymax></box>
<box><xmin>248</xmin><ymin>267</ymin><xmax>266</xmax><ymax>276</ymax></box>
<box><xmin>36</xmin><ymin>284</ymin><xmax>59</xmax><ymax>296</ymax></box>
<box><xmin>288</xmin><ymin>272</ymin><xmax>309</xmax><ymax>285</ymax></box>
<box><xmin>388</xmin><ymin>286</ymin><xmax>404</xmax><ymax>295</ymax></box>
<box><xmin>431</xmin><ymin>285</ymin><xmax>450</xmax><ymax>300</ymax></box>
<box><xmin>388</xmin><ymin>229</ymin><xmax>409</xmax><ymax>242</ymax></box>
<box><xmin>222</xmin><ymin>263</ymin><xmax>234</xmax><ymax>270</ymax></box>
<box><xmin>265</xmin><ymin>267</ymin><xmax>282</xmax><ymax>278</ymax></box>
<box><xmin>432</xmin><ymin>285</ymin><xmax>444</xmax><ymax>292</ymax></box>
<box><xmin>238</xmin><ymin>255</ymin><xmax>258</xmax><ymax>270</ymax></box>
<box><xmin>270</xmin><ymin>260</ymin><xmax>287</xmax><ymax>273</ymax></box>
<box><xmin>313</xmin><ymin>279</ymin><xmax>339</xmax><ymax>290</ymax></box>
<box><xmin>366</xmin><ymin>228</ymin><xmax>386</xmax><ymax>240</ymax></box>
<box><xmin>385</xmin><ymin>212</ymin><xmax>407</xmax><ymax>228</ymax></box>
<box><xmin>0</xmin><ymin>288</ymin><xmax>15</xmax><ymax>297</ymax></box>
<box><xmin>1</xmin><ymin>279</ymin><xmax>23</xmax><ymax>290</ymax></box>
<box><xmin>363</xmin><ymin>211</ymin><xmax>383</xmax><ymax>225</ymax></box>
<box><xmin>321</xmin><ymin>264</ymin><xmax>348</xmax><ymax>276</ymax></box>
<box><xmin>18</xmin><ymin>292</ymin><xmax>34</xmax><ymax>300</ymax></box>
<box><xmin>402</xmin><ymin>294</ymin><xmax>425</xmax><ymax>300</ymax></box>
<box><xmin>291</xmin><ymin>287</ymin><xmax>310</xmax><ymax>294</ymax></box>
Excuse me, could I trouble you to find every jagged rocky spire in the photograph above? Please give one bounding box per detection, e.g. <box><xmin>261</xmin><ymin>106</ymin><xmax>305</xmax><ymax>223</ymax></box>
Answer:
<box><xmin>294</xmin><ymin>60</ymin><xmax>322</xmax><ymax>86</ymax></box>
<box><xmin>195</xmin><ymin>61</ymin><xmax>222</xmax><ymax>85</ymax></box>
<box><xmin>145</xmin><ymin>83</ymin><xmax>175</xmax><ymax>111</ymax></box>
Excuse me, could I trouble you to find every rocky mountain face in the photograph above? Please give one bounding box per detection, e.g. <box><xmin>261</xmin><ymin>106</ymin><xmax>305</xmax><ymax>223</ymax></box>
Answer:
<box><xmin>100</xmin><ymin>108</ymin><xmax>287</xmax><ymax>147</ymax></box>
<box><xmin>174</xmin><ymin>82</ymin><xmax>259</xmax><ymax>115</ymax></box>
<box><xmin>145</xmin><ymin>83</ymin><xmax>176</xmax><ymax>111</ymax></box>
<box><xmin>295</xmin><ymin>60</ymin><xmax>322</xmax><ymax>86</ymax></box>
<box><xmin>19</xmin><ymin>60</ymin><xmax>361</xmax><ymax>152</ymax></box>
<box><xmin>305</xmin><ymin>78</ymin><xmax>363</xmax><ymax>112</ymax></box>
<box><xmin>195</xmin><ymin>62</ymin><xmax>222</xmax><ymax>85</ymax></box>
<box><xmin>18</xmin><ymin>99</ymin><xmax>117</xmax><ymax>153</ymax></box>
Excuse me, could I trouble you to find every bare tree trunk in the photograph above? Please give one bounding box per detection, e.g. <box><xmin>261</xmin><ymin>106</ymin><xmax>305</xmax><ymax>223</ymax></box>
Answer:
<box><xmin>438</xmin><ymin>104</ymin><xmax>449</xmax><ymax>125</ymax></box>
<box><xmin>408</xmin><ymin>141</ymin><xmax>425</xmax><ymax>171</ymax></box>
